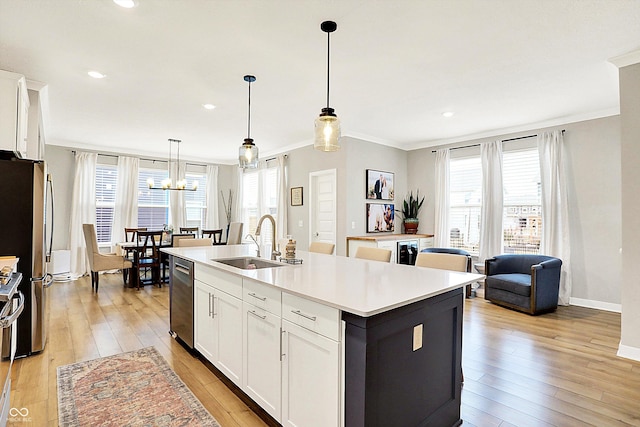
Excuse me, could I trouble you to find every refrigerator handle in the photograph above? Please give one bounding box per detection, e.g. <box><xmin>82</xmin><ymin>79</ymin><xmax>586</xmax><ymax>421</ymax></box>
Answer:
<box><xmin>31</xmin><ymin>272</ymin><xmax>54</xmax><ymax>288</ymax></box>
<box><xmin>45</xmin><ymin>173</ymin><xmax>54</xmax><ymax>263</ymax></box>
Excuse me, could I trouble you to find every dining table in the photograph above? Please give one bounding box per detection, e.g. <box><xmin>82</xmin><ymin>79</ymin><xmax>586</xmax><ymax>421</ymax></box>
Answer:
<box><xmin>116</xmin><ymin>237</ymin><xmax>172</xmax><ymax>287</ymax></box>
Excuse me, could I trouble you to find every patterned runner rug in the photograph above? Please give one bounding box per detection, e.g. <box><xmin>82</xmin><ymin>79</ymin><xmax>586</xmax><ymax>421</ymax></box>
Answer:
<box><xmin>57</xmin><ymin>346</ymin><xmax>220</xmax><ymax>426</ymax></box>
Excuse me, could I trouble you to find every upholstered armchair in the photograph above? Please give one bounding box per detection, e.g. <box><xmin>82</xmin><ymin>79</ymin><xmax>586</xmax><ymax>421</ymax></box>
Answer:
<box><xmin>82</xmin><ymin>223</ymin><xmax>132</xmax><ymax>292</ymax></box>
<box><xmin>484</xmin><ymin>254</ymin><xmax>562</xmax><ymax>315</ymax></box>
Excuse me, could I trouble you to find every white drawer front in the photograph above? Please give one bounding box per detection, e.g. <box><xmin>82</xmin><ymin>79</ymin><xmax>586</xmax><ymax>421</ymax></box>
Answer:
<box><xmin>195</xmin><ymin>264</ymin><xmax>242</xmax><ymax>298</ymax></box>
<box><xmin>243</xmin><ymin>279</ymin><xmax>282</xmax><ymax>315</ymax></box>
<box><xmin>282</xmin><ymin>293</ymin><xmax>340</xmax><ymax>341</ymax></box>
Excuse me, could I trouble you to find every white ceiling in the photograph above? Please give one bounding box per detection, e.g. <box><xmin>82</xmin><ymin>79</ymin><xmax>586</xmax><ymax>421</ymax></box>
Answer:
<box><xmin>1</xmin><ymin>0</ymin><xmax>639</xmax><ymax>164</ymax></box>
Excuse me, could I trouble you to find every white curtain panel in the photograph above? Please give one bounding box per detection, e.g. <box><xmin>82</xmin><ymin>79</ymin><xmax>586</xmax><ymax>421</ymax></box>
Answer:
<box><xmin>111</xmin><ymin>156</ymin><xmax>139</xmax><ymax>250</ymax></box>
<box><xmin>276</xmin><ymin>155</ymin><xmax>288</xmax><ymax>241</ymax></box>
<box><xmin>538</xmin><ymin>130</ymin><xmax>572</xmax><ymax>305</ymax></box>
<box><xmin>479</xmin><ymin>140</ymin><xmax>504</xmax><ymax>262</ymax></box>
<box><xmin>69</xmin><ymin>152</ymin><xmax>98</xmax><ymax>279</ymax></box>
<box><xmin>433</xmin><ymin>149</ymin><xmax>450</xmax><ymax>248</ymax></box>
<box><xmin>169</xmin><ymin>160</ymin><xmax>186</xmax><ymax>228</ymax></box>
<box><xmin>235</xmin><ymin>167</ymin><xmax>243</xmax><ymax>223</ymax></box>
<box><xmin>205</xmin><ymin>165</ymin><xmax>220</xmax><ymax>229</ymax></box>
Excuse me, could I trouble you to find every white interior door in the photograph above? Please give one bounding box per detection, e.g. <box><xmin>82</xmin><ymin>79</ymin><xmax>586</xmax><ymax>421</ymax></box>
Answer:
<box><xmin>309</xmin><ymin>169</ymin><xmax>336</xmax><ymax>246</ymax></box>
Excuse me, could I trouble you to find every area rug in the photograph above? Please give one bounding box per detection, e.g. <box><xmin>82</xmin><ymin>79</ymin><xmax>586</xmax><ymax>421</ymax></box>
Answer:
<box><xmin>57</xmin><ymin>346</ymin><xmax>220</xmax><ymax>426</ymax></box>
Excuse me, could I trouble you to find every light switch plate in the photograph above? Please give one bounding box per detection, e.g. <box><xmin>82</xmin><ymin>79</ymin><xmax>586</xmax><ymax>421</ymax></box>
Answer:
<box><xmin>413</xmin><ymin>324</ymin><xmax>423</xmax><ymax>351</ymax></box>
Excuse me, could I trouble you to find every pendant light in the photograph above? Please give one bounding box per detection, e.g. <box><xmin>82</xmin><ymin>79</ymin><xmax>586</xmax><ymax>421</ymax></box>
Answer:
<box><xmin>314</xmin><ymin>20</ymin><xmax>341</xmax><ymax>152</ymax></box>
<box><xmin>147</xmin><ymin>139</ymin><xmax>198</xmax><ymax>191</ymax></box>
<box><xmin>239</xmin><ymin>74</ymin><xmax>259</xmax><ymax>169</ymax></box>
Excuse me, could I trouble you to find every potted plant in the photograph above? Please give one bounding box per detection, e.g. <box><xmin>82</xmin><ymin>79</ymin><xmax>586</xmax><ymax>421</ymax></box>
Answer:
<box><xmin>397</xmin><ymin>190</ymin><xmax>425</xmax><ymax>234</ymax></box>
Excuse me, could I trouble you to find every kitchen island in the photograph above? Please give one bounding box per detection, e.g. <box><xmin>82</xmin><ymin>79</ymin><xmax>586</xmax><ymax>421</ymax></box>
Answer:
<box><xmin>162</xmin><ymin>245</ymin><xmax>484</xmax><ymax>427</ymax></box>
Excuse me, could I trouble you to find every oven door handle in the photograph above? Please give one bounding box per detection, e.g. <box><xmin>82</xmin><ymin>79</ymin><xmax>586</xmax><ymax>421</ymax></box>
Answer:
<box><xmin>0</xmin><ymin>291</ymin><xmax>25</xmax><ymax>328</ymax></box>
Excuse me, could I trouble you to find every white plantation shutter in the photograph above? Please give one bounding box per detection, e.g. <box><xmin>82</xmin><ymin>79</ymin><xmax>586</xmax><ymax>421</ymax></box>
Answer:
<box><xmin>449</xmin><ymin>156</ymin><xmax>482</xmax><ymax>254</ymax></box>
<box><xmin>503</xmin><ymin>148</ymin><xmax>542</xmax><ymax>254</ymax></box>
<box><xmin>95</xmin><ymin>164</ymin><xmax>117</xmax><ymax>243</ymax></box>
<box><xmin>138</xmin><ymin>168</ymin><xmax>169</xmax><ymax>230</ymax></box>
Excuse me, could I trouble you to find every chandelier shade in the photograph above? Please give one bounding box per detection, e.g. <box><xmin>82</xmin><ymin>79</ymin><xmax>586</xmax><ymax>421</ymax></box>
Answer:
<box><xmin>314</xmin><ymin>20</ymin><xmax>342</xmax><ymax>152</ymax></box>
<box><xmin>239</xmin><ymin>75</ymin><xmax>259</xmax><ymax>168</ymax></box>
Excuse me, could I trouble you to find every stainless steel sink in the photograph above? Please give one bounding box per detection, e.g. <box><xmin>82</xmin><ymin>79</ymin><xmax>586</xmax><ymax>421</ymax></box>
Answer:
<box><xmin>213</xmin><ymin>257</ymin><xmax>285</xmax><ymax>270</ymax></box>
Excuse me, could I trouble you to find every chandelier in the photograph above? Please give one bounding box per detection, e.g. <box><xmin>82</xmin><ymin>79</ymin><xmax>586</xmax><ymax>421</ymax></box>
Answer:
<box><xmin>147</xmin><ymin>139</ymin><xmax>198</xmax><ymax>191</ymax></box>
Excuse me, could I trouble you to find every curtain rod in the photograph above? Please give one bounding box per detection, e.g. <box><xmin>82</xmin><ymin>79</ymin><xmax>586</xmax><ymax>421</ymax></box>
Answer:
<box><xmin>431</xmin><ymin>129</ymin><xmax>565</xmax><ymax>153</ymax></box>
<box><xmin>71</xmin><ymin>150</ymin><xmax>209</xmax><ymax>167</ymax></box>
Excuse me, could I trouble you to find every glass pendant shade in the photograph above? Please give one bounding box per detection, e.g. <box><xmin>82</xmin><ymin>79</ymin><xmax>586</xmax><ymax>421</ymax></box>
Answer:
<box><xmin>239</xmin><ymin>138</ymin><xmax>258</xmax><ymax>169</ymax></box>
<box><xmin>314</xmin><ymin>108</ymin><xmax>341</xmax><ymax>151</ymax></box>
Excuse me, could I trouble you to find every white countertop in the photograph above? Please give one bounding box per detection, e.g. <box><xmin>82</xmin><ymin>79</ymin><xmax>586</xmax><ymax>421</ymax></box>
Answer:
<box><xmin>162</xmin><ymin>245</ymin><xmax>484</xmax><ymax>317</ymax></box>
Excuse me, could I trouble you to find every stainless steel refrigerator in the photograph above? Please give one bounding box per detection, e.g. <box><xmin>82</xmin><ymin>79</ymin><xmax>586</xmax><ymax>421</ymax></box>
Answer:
<box><xmin>0</xmin><ymin>156</ymin><xmax>53</xmax><ymax>357</ymax></box>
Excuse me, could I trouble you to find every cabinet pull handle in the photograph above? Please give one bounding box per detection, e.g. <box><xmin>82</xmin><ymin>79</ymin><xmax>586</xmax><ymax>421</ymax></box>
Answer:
<box><xmin>247</xmin><ymin>292</ymin><xmax>267</xmax><ymax>301</ymax></box>
<box><xmin>248</xmin><ymin>309</ymin><xmax>267</xmax><ymax>320</ymax></box>
<box><xmin>291</xmin><ymin>309</ymin><xmax>317</xmax><ymax>322</ymax></box>
<box><xmin>280</xmin><ymin>328</ymin><xmax>285</xmax><ymax>361</ymax></box>
<box><xmin>208</xmin><ymin>293</ymin><xmax>213</xmax><ymax>317</ymax></box>
<box><xmin>212</xmin><ymin>295</ymin><xmax>217</xmax><ymax>318</ymax></box>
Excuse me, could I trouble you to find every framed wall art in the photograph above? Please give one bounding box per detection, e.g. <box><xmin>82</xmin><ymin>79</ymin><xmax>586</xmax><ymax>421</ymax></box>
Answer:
<box><xmin>366</xmin><ymin>169</ymin><xmax>394</xmax><ymax>201</ymax></box>
<box><xmin>366</xmin><ymin>203</ymin><xmax>395</xmax><ymax>233</ymax></box>
<box><xmin>291</xmin><ymin>186</ymin><xmax>303</xmax><ymax>206</ymax></box>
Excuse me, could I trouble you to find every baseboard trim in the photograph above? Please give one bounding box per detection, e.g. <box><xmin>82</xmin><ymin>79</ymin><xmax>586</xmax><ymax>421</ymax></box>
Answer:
<box><xmin>569</xmin><ymin>297</ymin><xmax>621</xmax><ymax>313</ymax></box>
<box><xmin>617</xmin><ymin>343</ymin><xmax>640</xmax><ymax>362</ymax></box>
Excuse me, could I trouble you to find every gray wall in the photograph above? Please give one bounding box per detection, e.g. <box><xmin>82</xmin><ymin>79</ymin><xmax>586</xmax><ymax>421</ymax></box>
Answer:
<box><xmin>620</xmin><ymin>61</ymin><xmax>640</xmax><ymax>352</ymax></box>
<box><xmin>407</xmin><ymin>115</ymin><xmax>622</xmax><ymax>306</ymax></box>
<box><xmin>286</xmin><ymin>136</ymin><xmax>408</xmax><ymax>256</ymax></box>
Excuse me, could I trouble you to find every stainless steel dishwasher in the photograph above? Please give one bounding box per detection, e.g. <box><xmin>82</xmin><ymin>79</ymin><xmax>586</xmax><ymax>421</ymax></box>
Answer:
<box><xmin>169</xmin><ymin>256</ymin><xmax>194</xmax><ymax>349</ymax></box>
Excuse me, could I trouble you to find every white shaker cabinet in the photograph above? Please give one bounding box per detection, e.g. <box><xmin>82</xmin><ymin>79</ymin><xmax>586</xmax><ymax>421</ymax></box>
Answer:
<box><xmin>281</xmin><ymin>293</ymin><xmax>341</xmax><ymax>427</ymax></box>
<box><xmin>281</xmin><ymin>319</ymin><xmax>341</xmax><ymax>427</ymax></box>
<box><xmin>0</xmin><ymin>70</ymin><xmax>30</xmax><ymax>158</ymax></box>
<box><xmin>242</xmin><ymin>279</ymin><xmax>283</xmax><ymax>422</ymax></box>
<box><xmin>194</xmin><ymin>266</ymin><xmax>243</xmax><ymax>387</ymax></box>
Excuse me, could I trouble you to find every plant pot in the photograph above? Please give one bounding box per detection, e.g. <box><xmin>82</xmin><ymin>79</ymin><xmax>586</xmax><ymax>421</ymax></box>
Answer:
<box><xmin>403</xmin><ymin>220</ymin><xmax>419</xmax><ymax>234</ymax></box>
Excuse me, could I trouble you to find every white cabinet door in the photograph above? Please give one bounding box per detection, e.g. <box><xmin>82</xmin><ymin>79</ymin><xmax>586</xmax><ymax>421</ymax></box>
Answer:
<box><xmin>195</xmin><ymin>279</ymin><xmax>243</xmax><ymax>387</ymax></box>
<box><xmin>377</xmin><ymin>240</ymin><xmax>397</xmax><ymax>264</ymax></box>
<box><xmin>194</xmin><ymin>280</ymin><xmax>216</xmax><ymax>362</ymax></box>
<box><xmin>0</xmin><ymin>70</ymin><xmax>29</xmax><ymax>157</ymax></box>
<box><xmin>214</xmin><ymin>289</ymin><xmax>243</xmax><ymax>386</ymax></box>
<box><xmin>281</xmin><ymin>319</ymin><xmax>340</xmax><ymax>427</ymax></box>
<box><xmin>242</xmin><ymin>302</ymin><xmax>282</xmax><ymax>422</ymax></box>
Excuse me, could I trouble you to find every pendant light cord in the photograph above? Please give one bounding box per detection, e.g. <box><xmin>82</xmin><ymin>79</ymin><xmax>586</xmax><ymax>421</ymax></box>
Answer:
<box><xmin>326</xmin><ymin>30</ymin><xmax>331</xmax><ymax>109</ymax></box>
<box><xmin>247</xmin><ymin>80</ymin><xmax>252</xmax><ymax>139</ymax></box>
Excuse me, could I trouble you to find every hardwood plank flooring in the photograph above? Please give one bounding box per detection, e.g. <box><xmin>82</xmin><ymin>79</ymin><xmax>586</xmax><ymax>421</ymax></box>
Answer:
<box><xmin>8</xmin><ymin>274</ymin><xmax>640</xmax><ymax>426</ymax></box>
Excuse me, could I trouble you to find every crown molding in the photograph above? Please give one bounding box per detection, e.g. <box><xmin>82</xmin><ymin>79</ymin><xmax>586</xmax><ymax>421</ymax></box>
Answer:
<box><xmin>609</xmin><ymin>49</ymin><xmax>640</xmax><ymax>68</ymax></box>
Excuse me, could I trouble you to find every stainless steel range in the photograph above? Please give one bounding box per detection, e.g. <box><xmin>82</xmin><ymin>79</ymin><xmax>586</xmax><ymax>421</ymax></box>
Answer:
<box><xmin>0</xmin><ymin>271</ymin><xmax>25</xmax><ymax>426</ymax></box>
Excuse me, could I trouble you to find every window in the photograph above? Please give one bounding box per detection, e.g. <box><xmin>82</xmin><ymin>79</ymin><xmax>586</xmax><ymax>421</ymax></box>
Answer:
<box><xmin>447</xmin><ymin>146</ymin><xmax>542</xmax><ymax>256</ymax></box>
<box><xmin>138</xmin><ymin>168</ymin><xmax>169</xmax><ymax>230</ymax></box>
<box><xmin>241</xmin><ymin>166</ymin><xmax>279</xmax><ymax>244</ymax></box>
<box><xmin>449</xmin><ymin>156</ymin><xmax>482</xmax><ymax>254</ymax></box>
<box><xmin>95</xmin><ymin>164</ymin><xmax>117</xmax><ymax>243</ymax></box>
<box><xmin>502</xmin><ymin>149</ymin><xmax>542</xmax><ymax>254</ymax></box>
<box><xmin>184</xmin><ymin>172</ymin><xmax>207</xmax><ymax>229</ymax></box>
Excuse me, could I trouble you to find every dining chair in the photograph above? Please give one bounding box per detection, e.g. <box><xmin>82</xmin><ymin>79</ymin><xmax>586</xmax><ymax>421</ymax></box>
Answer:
<box><xmin>123</xmin><ymin>227</ymin><xmax>147</xmax><ymax>282</ymax></box>
<box><xmin>354</xmin><ymin>246</ymin><xmax>392</xmax><ymax>262</ymax></box>
<box><xmin>176</xmin><ymin>238</ymin><xmax>213</xmax><ymax>247</ymax></box>
<box><xmin>202</xmin><ymin>229</ymin><xmax>224</xmax><ymax>244</ymax></box>
<box><xmin>415</xmin><ymin>252</ymin><xmax>469</xmax><ymax>272</ymax></box>
<box><xmin>82</xmin><ymin>224</ymin><xmax>132</xmax><ymax>292</ymax></box>
<box><xmin>226</xmin><ymin>222</ymin><xmax>244</xmax><ymax>245</ymax></box>
<box><xmin>160</xmin><ymin>233</ymin><xmax>196</xmax><ymax>279</ymax></box>
<box><xmin>309</xmin><ymin>241</ymin><xmax>335</xmax><ymax>255</ymax></box>
<box><xmin>180</xmin><ymin>227</ymin><xmax>199</xmax><ymax>235</ymax></box>
<box><xmin>133</xmin><ymin>230</ymin><xmax>164</xmax><ymax>290</ymax></box>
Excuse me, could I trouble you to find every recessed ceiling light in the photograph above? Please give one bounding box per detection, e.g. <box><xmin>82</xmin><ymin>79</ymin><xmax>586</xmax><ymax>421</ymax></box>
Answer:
<box><xmin>442</xmin><ymin>111</ymin><xmax>454</xmax><ymax>118</ymax></box>
<box><xmin>88</xmin><ymin>70</ymin><xmax>106</xmax><ymax>79</ymax></box>
<box><xmin>203</xmin><ymin>104</ymin><xmax>216</xmax><ymax>110</ymax></box>
<box><xmin>113</xmin><ymin>0</ymin><xmax>138</xmax><ymax>8</ymax></box>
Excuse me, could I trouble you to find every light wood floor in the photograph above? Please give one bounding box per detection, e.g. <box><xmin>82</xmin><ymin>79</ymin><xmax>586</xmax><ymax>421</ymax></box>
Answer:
<box><xmin>8</xmin><ymin>274</ymin><xmax>640</xmax><ymax>427</ymax></box>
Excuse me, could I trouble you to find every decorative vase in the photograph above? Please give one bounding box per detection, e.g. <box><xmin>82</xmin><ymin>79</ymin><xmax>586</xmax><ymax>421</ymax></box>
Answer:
<box><xmin>285</xmin><ymin>238</ymin><xmax>297</xmax><ymax>259</ymax></box>
<box><xmin>403</xmin><ymin>220</ymin><xmax>419</xmax><ymax>234</ymax></box>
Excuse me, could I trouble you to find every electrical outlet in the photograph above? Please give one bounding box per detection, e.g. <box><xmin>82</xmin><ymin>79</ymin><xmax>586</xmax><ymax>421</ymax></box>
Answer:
<box><xmin>352</xmin><ymin>221</ymin><xmax>356</xmax><ymax>229</ymax></box>
<box><xmin>298</xmin><ymin>220</ymin><xmax>303</xmax><ymax>227</ymax></box>
<box><xmin>413</xmin><ymin>324</ymin><xmax>423</xmax><ymax>351</ymax></box>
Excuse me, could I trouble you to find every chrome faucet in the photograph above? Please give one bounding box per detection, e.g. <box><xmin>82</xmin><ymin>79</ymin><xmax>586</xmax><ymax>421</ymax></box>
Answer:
<box><xmin>246</xmin><ymin>234</ymin><xmax>260</xmax><ymax>257</ymax></box>
<box><xmin>255</xmin><ymin>214</ymin><xmax>281</xmax><ymax>260</ymax></box>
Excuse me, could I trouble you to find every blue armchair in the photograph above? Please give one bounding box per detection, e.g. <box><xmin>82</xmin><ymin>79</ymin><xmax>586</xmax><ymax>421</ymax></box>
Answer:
<box><xmin>484</xmin><ymin>254</ymin><xmax>562</xmax><ymax>315</ymax></box>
